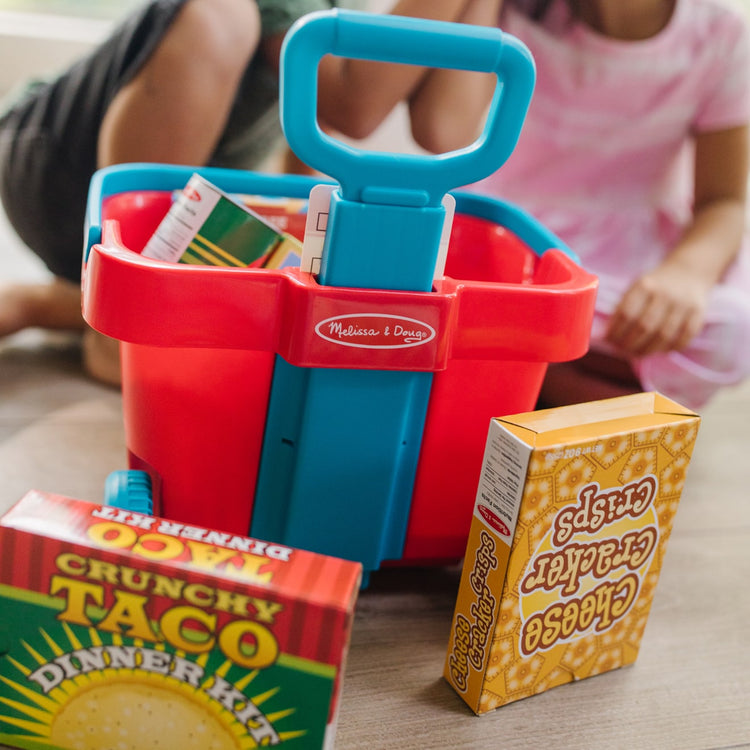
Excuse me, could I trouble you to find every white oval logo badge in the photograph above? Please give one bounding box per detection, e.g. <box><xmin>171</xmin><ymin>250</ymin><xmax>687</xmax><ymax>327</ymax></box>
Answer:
<box><xmin>315</xmin><ymin>314</ymin><xmax>436</xmax><ymax>349</ymax></box>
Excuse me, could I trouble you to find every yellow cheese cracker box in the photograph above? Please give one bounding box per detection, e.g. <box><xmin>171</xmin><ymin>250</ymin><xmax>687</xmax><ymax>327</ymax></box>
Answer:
<box><xmin>0</xmin><ymin>490</ymin><xmax>361</xmax><ymax>749</ymax></box>
<box><xmin>444</xmin><ymin>392</ymin><xmax>700</xmax><ymax>714</ymax></box>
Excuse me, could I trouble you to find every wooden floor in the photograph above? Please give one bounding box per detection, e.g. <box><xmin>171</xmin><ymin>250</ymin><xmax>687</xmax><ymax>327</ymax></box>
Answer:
<box><xmin>1</xmin><ymin>320</ymin><xmax>749</xmax><ymax>749</ymax></box>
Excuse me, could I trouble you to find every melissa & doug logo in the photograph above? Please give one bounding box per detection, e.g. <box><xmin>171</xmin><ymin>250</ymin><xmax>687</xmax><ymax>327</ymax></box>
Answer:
<box><xmin>315</xmin><ymin>314</ymin><xmax>435</xmax><ymax>349</ymax></box>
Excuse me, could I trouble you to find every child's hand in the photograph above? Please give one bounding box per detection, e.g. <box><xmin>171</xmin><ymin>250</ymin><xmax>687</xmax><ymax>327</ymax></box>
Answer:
<box><xmin>605</xmin><ymin>265</ymin><xmax>711</xmax><ymax>357</ymax></box>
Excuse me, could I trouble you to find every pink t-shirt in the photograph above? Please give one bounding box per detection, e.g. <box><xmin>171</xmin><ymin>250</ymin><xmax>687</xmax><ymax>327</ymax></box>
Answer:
<box><xmin>472</xmin><ymin>0</ymin><xmax>750</xmax><ymax>301</ymax></box>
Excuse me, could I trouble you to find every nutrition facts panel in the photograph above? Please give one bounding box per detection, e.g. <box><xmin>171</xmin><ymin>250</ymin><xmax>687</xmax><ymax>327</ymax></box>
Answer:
<box><xmin>474</xmin><ymin>423</ymin><xmax>531</xmax><ymax>542</ymax></box>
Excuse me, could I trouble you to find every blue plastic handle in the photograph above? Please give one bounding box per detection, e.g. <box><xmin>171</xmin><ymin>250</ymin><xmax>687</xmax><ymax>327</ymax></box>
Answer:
<box><xmin>280</xmin><ymin>9</ymin><xmax>535</xmax><ymax>207</ymax></box>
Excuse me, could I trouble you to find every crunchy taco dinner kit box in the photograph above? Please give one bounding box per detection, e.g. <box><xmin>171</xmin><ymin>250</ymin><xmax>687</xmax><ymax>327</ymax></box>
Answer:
<box><xmin>444</xmin><ymin>392</ymin><xmax>700</xmax><ymax>714</ymax></box>
<box><xmin>0</xmin><ymin>491</ymin><xmax>361</xmax><ymax>749</ymax></box>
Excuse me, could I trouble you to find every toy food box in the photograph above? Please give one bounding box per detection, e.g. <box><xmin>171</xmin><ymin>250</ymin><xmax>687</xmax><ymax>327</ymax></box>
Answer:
<box><xmin>444</xmin><ymin>392</ymin><xmax>700</xmax><ymax>714</ymax></box>
<box><xmin>0</xmin><ymin>491</ymin><xmax>361</xmax><ymax>749</ymax></box>
<box><xmin>142</xmin><ymin>173</ymin><xmax>303</xmax><ymax>268</ymax></box>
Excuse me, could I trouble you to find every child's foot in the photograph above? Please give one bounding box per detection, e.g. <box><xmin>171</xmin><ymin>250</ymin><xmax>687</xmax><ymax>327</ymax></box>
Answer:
<box><xmin>0</xmin><ymin>278</ymin><xmax>85</xmax><ymax>336</ymax></box>
<box><xmin>1</xmin><ymin>278</ymin><xmax>121</xmax><ymax>387</ymax></box>
<box><xmin>82</xmin><ymin>327</ymin><xmax>122</xmax><ymax>387</ymax></box>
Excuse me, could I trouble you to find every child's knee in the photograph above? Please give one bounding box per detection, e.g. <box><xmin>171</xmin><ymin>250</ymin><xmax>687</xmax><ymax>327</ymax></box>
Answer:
<box><xmin>171</xmin><ymin>0</ymin><xmax>261</xmax><ymax>77</ymax></box>
<box><xmin>636</xmin><ymin>306</ymin><xmax>750</xmax><ymax>409</ymax></box>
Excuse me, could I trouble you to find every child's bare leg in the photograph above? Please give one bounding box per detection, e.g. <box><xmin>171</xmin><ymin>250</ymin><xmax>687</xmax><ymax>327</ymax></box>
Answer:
<box><xmin>0</xmin><ymin>277</ymin><xmax>121</xmax><ymax>385</ymax></box>
<box><xmin>97</xmin><ymin>0</ymin><xmax>261</xmax><ymax>168</ymax></box>
<box><xmin>0</xmin><ymin>277</ymin><xmax>84</xmax><ymax>337</ymax></box>
<box><xmin>540</xmin><ymin>350</ymin><xmax>642</xmax><ymax>407</ymax></box>
<box><xmin>50</xmin><ymin>0</ymin><xmax>260</xmax><ymax>389</ymax></box>
<box><xmin>82</xmin><ymin>328</ymin><xmax>121</xmax><ymax>387</ymax></box>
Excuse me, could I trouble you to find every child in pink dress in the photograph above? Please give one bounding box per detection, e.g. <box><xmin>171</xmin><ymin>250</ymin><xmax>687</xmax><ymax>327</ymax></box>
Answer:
<box><xmin>419</xmin><ymin>0</ymin><xmax>750</xmax><ymax>409</ymax></box>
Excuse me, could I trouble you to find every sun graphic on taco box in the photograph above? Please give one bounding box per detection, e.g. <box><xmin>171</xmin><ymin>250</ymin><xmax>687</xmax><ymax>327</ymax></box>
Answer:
<box><xmin>0</xmin><ymin>624</ymin><xmax>305</xmax><ymax>749</ymax></box>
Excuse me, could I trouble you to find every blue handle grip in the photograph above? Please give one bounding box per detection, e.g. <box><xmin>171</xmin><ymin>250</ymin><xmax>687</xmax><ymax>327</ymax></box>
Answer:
<box><xmin>280</xmin><ymin>9</ymin><xmax>535</xmax><ymax>207</ymax></box>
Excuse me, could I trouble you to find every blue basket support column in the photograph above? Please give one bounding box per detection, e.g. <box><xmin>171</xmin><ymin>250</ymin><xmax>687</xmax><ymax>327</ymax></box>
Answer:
<box><xmin>253</xmin><ymin>192</ymin><xmax>445</xmax><ymax>571</ymax></box>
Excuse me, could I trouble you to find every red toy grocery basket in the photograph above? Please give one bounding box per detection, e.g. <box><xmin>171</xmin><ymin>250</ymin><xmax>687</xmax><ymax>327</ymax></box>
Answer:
<box><xmin>83</xmin><ymin>10</ymin><xmax>598</xmax><ymax>580</ymax></box>
<box><xmin>83</xmin><ymin>164</ymin><xmax>597</xmax><ymax>569</ymax></box>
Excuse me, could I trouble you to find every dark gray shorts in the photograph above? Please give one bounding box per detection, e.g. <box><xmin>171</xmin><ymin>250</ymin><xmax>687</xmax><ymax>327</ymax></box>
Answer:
<box><xmin>0</xmin><ymin>101</ymin><xmax>96</xmax><ymax>283</ymax></box>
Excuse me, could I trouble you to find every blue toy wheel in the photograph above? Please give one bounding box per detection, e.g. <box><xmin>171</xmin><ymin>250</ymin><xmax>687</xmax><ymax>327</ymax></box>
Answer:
<box><xmin>104</xmin><ymin>470</ymin><xmax>153</xmax><ymax>515</ymax></box>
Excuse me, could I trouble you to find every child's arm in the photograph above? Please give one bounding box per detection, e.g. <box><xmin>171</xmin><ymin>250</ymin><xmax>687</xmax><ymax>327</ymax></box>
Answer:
<box><xmin>606</xmin><ymin>124</ymin><xmax>749</xmax><ymax>357</ymax></box>
<box><xmin>408</xmin><ymin>0</ymin><xmax>504</xmax><ymax>153</ymax></box>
